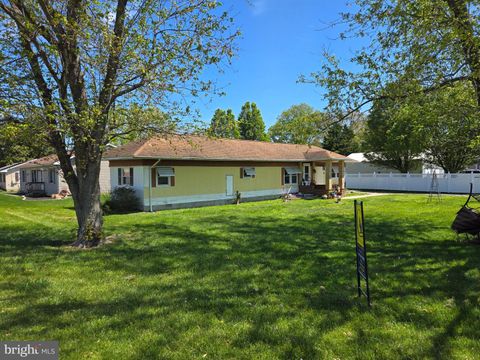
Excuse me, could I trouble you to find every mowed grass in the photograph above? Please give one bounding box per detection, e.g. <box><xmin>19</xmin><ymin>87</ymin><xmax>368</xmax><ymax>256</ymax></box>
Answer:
<box><xmin>0</xmin><ymin>192</ymin><xmax>480</xmax><ymax>359</ymax></box>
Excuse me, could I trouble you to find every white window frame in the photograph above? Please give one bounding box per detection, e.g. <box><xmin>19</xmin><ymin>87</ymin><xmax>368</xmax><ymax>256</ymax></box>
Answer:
<box><xmin>156</xmin><ymin>167</ymin><xmax>174</xmax><ymax>187</ymax></box>
<box><xmin>118</xmin><ymin>167</ymin><xmax>134</xmax><ymax>186</ymax></box>
<box><xmin>284</xmin><ymin>167</ymin><xmax>300</xmax><ymax>185</ymax></box>
<box><xmin>284</xmin><ymin>173</ymin><xmax>298</xmax><ymax>185</ymax></box>
<box><xmin>243</xmin><ymin>167</ymin><xmax>256</xmax><ymax>178</ymax></box>
<box><xmin>157</xmin><ymin>175</ymin><xmax>171</xmax><ymax>187</ymax></box>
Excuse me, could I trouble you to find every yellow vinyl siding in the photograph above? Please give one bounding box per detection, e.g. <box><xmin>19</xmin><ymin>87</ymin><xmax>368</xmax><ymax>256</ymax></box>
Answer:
<box><xmin>148</xmin><ymin>166</ymin><xmax>282</xmax><ymax>198</ymax></box>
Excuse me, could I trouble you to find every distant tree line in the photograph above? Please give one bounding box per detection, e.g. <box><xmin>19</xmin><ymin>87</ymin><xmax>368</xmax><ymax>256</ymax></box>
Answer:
<box><xmin>364</xmin><ymin>81</ymin><xmax>480</xmax><ymax>173</ymax></box>
<box><xmin>298</xmin><ymin>0</ymin><xmax>480</xmax><ymax>174</ymax></box>
<box><xmin>208</xmin><ymin>92</ymin><xmax>480</xmax><ymax>174</ymax></box>
<box><xmin>0</xmin><ymin>115</ymin><xmax>52</xmax><ymax>168</ymax></box>
<box><xmin>207</xmin><ymin>101</ymin><xmax>268</xmax><ymax>141</ymax></box>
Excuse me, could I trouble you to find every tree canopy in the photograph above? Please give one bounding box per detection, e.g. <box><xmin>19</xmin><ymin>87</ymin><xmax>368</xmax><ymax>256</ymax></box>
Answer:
<box><xmin>0</xmin><ymin>118</ymin><xmax>52</xmax><ymax>167</ymax></box>
<box><xmin>322</xmin><ymin>123</ymin><xmax>359</xmax><ymax>156</ymax></box>
<box><xmin>207</xmin><ymin>109</ymin><xmax>239</xmax><ymax>139</ymax></box>
<box><xmin>109</xmin><ymin>105</ymin><xmax>178</xmax><ymax>145</ymax></box>
<box><xmin>238</xmin><ymin>102</ymin><xmax>268</xmax><ymax>141</ymax></box>
<box><xmin>423</xmin><ymin>83</ymin><xmax>480</xmax><ymax>172</ymax></box>
<box><xmin>363</xmin><ymin>81</ymin><xmax>480</xmax><ymax>173</ymax></box>
<box><xmin>268</xmin><ymin>104</ymin><xmax>325</xmax><ymax>145</ymax></box>
<box><xmin>0</xmin><ymin>0</ymin><xmax>238</xmax><ymax>246</ymax></box>
<box><xmin>363</xmin><ymin>92</ymin><xmax>428</xmax><ymax>173</ymax></box>
<box><xmin>303</xmin><ymin>0</ymin><xmax>480</xmax><ymax>117</ymax></box>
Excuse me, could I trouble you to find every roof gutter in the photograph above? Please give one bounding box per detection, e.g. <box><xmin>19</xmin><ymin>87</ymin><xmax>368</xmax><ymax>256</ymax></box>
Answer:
<box><xmin>104</xmin><ymin>156</ymin><xmax>353</xmax><ymax>162</ymax></box>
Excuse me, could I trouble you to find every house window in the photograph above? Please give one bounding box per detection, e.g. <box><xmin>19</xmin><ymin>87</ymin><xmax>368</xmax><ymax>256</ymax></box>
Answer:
<box><xmin>15</xmin><ymin>172</ymin><xmax>19</xmax><ymax>183</ymax></box>
<box><xmin>283</xmin><ymin>167</ymin><xmax>300</xmax><ymax>185</ymax></box>
<box><xmin>331</xmin><ymin>168</ymin><xmax>337</xmax><ymax>178</ymax></box>
<box><xmin>21</xmin><ymin>170</ymin><xmax>26</xmax><ymax>182</ymax></box>
<box><xmin>31</xmin><ymin>170</ymin><xmax>43</xmax><ymax>183</ymax></box>
<box><xmin>118</xmin><ymin>167</ymin><xmax>134</xmax><ymax>186</ymax></box>
<box><xmin>157</xmin><ymin>167</ymin><xmax>175</xmax><ymax>186</ymax></box>
<box><xmin>0</xmin><ymin>174</ymin><xmax>4</xmax><ymax>182</ymax></box>
<box><xmin>49</xmin><ymin>169</ymin><xmax>56</xmax><ymax>184</ymax></box>
<box><xmin>242</xmin><ymin>167</ymin><xmax>256</xmax><ymax>178</ymax></box>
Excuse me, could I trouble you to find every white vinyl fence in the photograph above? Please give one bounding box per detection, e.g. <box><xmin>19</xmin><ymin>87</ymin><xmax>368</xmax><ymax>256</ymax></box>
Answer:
<box><xmin>346</xmin><ymin>172</ymin><xmax>480</xmax><ymax>194</ymax></box>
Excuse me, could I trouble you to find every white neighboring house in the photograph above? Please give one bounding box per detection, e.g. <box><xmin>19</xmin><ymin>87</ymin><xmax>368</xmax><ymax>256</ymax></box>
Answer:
<box><xmin>346</xmin><ymin>152</ymin><xmax>444</xmax><ymax>175</ymax></box>
<box><xmin>19</xmin><ymin>154</ymin><xmax>111</xmax><ymax>196</ymax></box>
<box><xmin>0</xmin><ymin>163</ymin><xmax>22</xmax><ymax>192</ymax></box>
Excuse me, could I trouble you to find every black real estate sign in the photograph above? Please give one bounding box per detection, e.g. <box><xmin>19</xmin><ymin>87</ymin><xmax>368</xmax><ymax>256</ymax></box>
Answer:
<box><xmin>354</xmin><ymin>200</ymin><xmax>371</xmax><ymax>306</ymax></box>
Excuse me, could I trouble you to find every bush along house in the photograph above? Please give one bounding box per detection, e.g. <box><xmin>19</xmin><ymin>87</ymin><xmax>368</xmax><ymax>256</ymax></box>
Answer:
<box><xmin>104</xmin><ymin>135</ymin><xmax>352</xmax><ymax>211</ymax></box>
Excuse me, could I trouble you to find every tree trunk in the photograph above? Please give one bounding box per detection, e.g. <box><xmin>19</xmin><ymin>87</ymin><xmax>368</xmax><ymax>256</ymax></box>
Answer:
<box><xmin>69</xmin><ymin>157</ymin><xmax>103</xmax><ymax>248</ymax></box>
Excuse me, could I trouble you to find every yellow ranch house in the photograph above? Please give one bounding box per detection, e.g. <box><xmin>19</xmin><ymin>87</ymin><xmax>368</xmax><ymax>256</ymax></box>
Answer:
<box><xmin>104</xmin><ymin>135</ymin><xmax>352</xmax><ymax>211</ymax></box>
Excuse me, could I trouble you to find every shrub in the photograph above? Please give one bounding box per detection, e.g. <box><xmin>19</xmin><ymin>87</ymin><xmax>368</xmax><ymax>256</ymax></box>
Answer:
<box><xmin>103</xmin><ymin>186</ymin><xmax>140</xmax><ymax>214</ymax></box>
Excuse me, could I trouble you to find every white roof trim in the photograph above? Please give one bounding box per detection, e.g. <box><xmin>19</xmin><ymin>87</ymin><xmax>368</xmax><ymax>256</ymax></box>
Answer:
<box><xmin>105</xmin><ymin>156</ymin><xmax>354</xmax><ymax>162</ymax></box>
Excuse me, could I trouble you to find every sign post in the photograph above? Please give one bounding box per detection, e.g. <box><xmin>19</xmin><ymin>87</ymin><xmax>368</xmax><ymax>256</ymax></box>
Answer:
<box><xmin>354</xmin><ymin>200</ymin><xmax>371</xmax><ymax>306</ymax></box>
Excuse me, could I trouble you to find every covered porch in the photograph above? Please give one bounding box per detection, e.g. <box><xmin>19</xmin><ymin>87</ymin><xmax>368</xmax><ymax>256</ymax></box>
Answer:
<box><xmin>298</xmin><ymin>160</ymin><xmax>345</xmax><ymax>196</ymax></box>
<box><xmin>25</xmin><ymin>182</ymin><xmax>46</xmax><ymax>197</ymax></box>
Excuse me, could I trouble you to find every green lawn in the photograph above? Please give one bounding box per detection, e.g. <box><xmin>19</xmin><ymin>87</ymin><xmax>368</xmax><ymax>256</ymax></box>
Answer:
<box><xmin>0</xmin><ymin>192</ymin><xmax>479</xmax><ymax>359</ymax></box>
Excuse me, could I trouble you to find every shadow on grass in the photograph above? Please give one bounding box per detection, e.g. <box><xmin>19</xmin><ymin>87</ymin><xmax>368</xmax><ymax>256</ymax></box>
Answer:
<box><xmin>1</xmin><ymin>198</ymin><xmax>480</xmax><ymax>358</ymax></box>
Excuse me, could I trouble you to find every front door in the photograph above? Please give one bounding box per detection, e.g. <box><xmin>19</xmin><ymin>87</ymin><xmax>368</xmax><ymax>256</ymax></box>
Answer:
<box><xmin>226</xmin><ymin>175</ymin><xmax>234</xmax><ymax>196</ymax></box>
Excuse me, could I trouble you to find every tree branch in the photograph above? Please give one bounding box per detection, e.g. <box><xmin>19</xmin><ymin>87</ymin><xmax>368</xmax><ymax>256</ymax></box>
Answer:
<box><xmin>331</xmin><ymin>75</ymin><xmax>472</xmax><ymax>126</ymax></box>
<box><xmin>99</xmin><ymin>0</ymin><xmax>128</xmax><ymax>111</ymax></box>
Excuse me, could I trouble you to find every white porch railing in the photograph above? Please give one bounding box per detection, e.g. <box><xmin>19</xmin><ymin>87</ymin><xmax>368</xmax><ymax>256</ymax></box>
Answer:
<box><xmin>345</xmin><ymin>172</ymin><xmax>480</xmax><ymax>194</ymax></box>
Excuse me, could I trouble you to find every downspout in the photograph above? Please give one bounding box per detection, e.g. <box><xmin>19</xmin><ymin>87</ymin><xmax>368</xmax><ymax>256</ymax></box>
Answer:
<box><xmin>149</xmin><ymin>159</ymin><xmax>161</xmax><ymax>212</ymax></box>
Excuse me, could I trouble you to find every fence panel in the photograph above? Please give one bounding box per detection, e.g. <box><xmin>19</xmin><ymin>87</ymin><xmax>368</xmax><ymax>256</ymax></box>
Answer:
<box><xmin>345</xmin><ymin>172</ymin><xmax>480</xmax><ymax>194</ymax></box>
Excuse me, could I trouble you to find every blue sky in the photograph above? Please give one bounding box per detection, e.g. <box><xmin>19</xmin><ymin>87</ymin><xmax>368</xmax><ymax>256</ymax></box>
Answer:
<box><xmin>196</xmin><ymin>0</ymin><xmax>359</xmax><ymax>128</ymax></box>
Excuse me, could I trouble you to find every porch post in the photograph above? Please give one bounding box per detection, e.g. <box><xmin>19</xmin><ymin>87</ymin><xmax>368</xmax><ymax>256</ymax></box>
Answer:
<box><xmin>325</xmin><ymin>160</ymin><xmax>332</xmax><ymax>192</ymax></box>
<box><xmin>338</xmin><ymin>160</ymin><xmax>345</xmax><ymax>194</ymax></box>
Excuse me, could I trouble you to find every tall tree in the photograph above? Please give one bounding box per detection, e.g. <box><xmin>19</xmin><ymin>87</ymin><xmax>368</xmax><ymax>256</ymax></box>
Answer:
<box><xmin>238</xmin><ymin>102</ymin><xmax>268</xmax><ymax>141</ymax></box>
<box><xmin>268</xmin><ymin>103</ymin><xmax>326</xmax><ymax>145</ymax></box>
<box><xmin>423</xmin><ymin>83</ymin><xmax>480</xmax><ymax>173</ymax></box>
<box><xmin>322</xmin><ymin>123</ymin><xmax>359</xmax><ymax>155</ymax></box>
<box><xmin>207</xmin><ymin>109</ymin><xmax>239</xmax><ymax>138</ymax></box>
<box><xmin>0</xmin><ymin>118</ymin><xmax>52</xmax><ymax>167</ymax></box>
<box><xmin>303</xmin><ymin>0</ymin><xmax>480</xmax><ymax>119</ymax></box>
<box><xmin>0</xmin><ymin>1</ymin><xmax>238</xmax><ymax>247</ymax></box>
<box><xmin>364</xmin><ymin>82</ymin><xmax>480</xmax><ymax>173</ymax></box>
<box><xmin>363</xmin><ymin>94</ymin><xmax>428</xmax><ymax>173</ymax></box>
